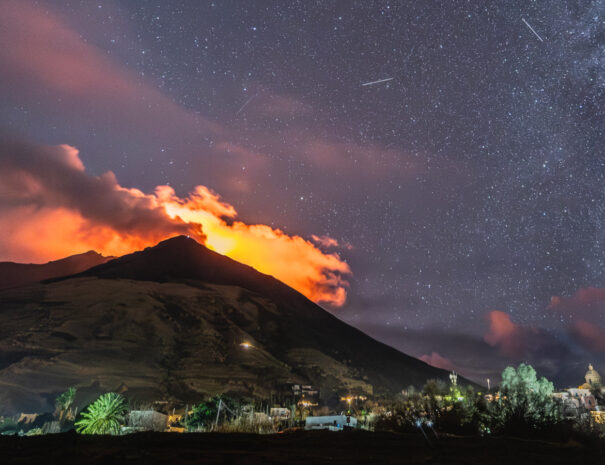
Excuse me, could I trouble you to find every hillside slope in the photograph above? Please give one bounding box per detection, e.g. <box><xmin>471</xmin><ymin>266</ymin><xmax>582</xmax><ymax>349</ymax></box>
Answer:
<box><xmin>0</xmin><ymin>237</ymin><xmax>470</xmax><ymax>415</ymax></box>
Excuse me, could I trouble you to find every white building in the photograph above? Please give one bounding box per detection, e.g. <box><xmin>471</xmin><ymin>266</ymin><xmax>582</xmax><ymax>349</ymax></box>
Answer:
<box><xmin>553</xmin><ymin>364</ymin><xmax>602</xmax><ymax>417</ymax></box>
<box><xmin>305</xmin><ymin>415</ymin><xmax>357</xmax><ymax>431</ymax></box>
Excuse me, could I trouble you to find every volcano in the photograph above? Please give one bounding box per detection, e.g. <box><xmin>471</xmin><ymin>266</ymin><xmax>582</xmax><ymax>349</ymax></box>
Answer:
<box><xmin>0</xmin><ymin>236</ymin><xmax>470</xmax><ymax>415</ymax></box>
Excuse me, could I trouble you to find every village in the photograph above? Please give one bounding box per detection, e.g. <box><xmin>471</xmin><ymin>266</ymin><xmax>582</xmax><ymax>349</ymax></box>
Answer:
<box><xmin>2</xmin><ymin>363</ymin><xmax>604</xmax><ymax>438</ymax></box>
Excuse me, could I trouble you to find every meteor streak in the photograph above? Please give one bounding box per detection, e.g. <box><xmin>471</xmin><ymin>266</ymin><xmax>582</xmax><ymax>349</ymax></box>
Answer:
<box><xmin>521</xmin><ymin>18</ymin><xmax>544</xmax><ymax>42</ymax></box>
<box><xmin>236</xmin><ymin>94</ymin><xmax>256</xmax><ymax>115</ymax></box>
<box><xmin>361</xmin><ymin>77</ymin><xmax>394</xmax><ymax>87</ymax></box>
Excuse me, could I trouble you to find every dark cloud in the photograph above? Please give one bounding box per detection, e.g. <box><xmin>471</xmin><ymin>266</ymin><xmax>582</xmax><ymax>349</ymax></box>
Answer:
<box><xmin>570</xmin><ymin>321</ymin><xmax>605</xmax><ymax>353</ymax></box>
<box><xmin>0</xmin><ymin>134</ymin><xmax>198</xmax><ymax>243</ymax></box>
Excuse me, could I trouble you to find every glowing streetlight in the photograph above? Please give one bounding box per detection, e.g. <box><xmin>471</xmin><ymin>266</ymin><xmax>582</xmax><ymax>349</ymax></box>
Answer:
<box><xmin>240</xmin><ymin>341</ymin><xmax>254</xmax><ymax>349</ymax></box>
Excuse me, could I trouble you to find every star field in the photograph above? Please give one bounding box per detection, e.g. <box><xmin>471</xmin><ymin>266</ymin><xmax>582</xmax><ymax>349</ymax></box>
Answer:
<box><xmin>1</xmin><ymin>0</ymin><xmax>604</xmax><ymax>384</ymax></box>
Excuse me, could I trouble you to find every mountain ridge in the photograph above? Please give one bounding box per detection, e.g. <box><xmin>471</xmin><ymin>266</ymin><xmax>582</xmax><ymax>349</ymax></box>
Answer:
<box><xmin>0</xmin><ymin>250</ymin><xmax>110</xmax><ymax>290</ymax></box>
<box><xmin>0</xmin><ymin>236</ymin><xmax>476</xmax><ymax>415</ymax></box>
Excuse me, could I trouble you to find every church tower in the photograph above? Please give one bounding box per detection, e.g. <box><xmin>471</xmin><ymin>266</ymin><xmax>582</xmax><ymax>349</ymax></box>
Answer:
<box><xmin>584</xmin><ymin>364</ymin><xmax>601</xmax><ymax>387</ymax></box>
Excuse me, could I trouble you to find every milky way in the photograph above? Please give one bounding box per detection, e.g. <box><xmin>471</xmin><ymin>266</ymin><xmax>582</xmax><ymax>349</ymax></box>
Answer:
<box><xmin>1</xmin><ymin>0</ymin><xmax>603</xmax><ymax>385</ymax></box>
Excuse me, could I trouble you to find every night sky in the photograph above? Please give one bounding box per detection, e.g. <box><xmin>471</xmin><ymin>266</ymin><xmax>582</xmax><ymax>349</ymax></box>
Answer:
<box><xmin>1</xmin><ymin>0</ymin><xmax>604</xmax><ymax>386</ymax></box>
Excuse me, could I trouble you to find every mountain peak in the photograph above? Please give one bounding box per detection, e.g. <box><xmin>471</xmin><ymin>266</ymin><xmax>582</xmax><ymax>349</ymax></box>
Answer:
<box><xmin>80</xmin><ymin>250</ymin><xmax>105</xmax><ymax>257</ymax></box>
<box><xmin>151</xmin><ymin>234</ymin><xmax>201</xmax><ymax>251</ymax></box>
<box><xmin>156</xmin><ymin>234</ymin><xmax>198</xmax><ymax>245</ymax></box>
<box><xmin>73</xmin><ymin>235</ymin><xmax>291</xmax><ymax>300</ymax></box>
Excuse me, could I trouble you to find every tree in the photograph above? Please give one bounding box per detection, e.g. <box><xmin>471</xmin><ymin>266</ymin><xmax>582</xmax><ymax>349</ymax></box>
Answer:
<box><xmin>0</xmin><ymin>418</ymin><xmax>18</xmax><ymax>435</ymax></box>
<box><xmin>55</xmin><ymin>387</ymin><xmax>77</xmax><ymax>422</ymax></box>
<box><xmin>437</xmin><ymin>385</ymin><xmax>490</xmax><ymax>434</ymax></box>
<box><xmin>186</xmin><ymin>396</ymin><xmax>236</xmax><ymax>431</ymax></box>
<box><xmin>421</xmin><ymin>379</ymin><xmax>448</xmax><ymax>420</ymax></box>
<box><xmin>75</xmin><ymin>393</ymin><xmax>127</xmax><ymax>435</ymax></box>
<box><xmin>422</xmin><ymin>379</ymin><xmax>448</xmax><ymax>398</ymax></box>
<box><xmin>492</xmin><ymin>363</ymin><xmax>559</xmax><ymax>433</ymax></box>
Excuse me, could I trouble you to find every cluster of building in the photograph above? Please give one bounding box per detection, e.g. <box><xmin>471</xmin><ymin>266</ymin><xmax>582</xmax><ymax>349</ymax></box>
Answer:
<box><xmin>291</xmin><ymin>384</ymin><xmax>320</xmax><ymax>408</ymax></box>
<box><xmin>552</xmin><ymin>364</ymin><xmax>605</xmax><ymax>424</ymax></box>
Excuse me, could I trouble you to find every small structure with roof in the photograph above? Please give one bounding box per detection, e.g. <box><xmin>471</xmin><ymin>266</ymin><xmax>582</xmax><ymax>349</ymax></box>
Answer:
<box><xmin>305</xmin><ymin>414</ymin><xmax>357</xmax><ymax>431</ymax></box>
<box><xmin>127</xmin><ymin>410</ymin><xmax>168</xmax><ymax>432</ymax></box>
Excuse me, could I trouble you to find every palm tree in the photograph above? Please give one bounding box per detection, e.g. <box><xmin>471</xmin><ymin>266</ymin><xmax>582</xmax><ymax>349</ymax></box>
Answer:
<box><xmin>75</xmin><ymin>393</ymin><xmax>127</xmax><ymax>435</ymax></box>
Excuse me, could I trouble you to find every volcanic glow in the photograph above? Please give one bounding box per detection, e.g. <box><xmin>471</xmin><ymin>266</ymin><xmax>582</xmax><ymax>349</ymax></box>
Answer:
<box><xmin>0</xmin><ymin>140</ymin><xmax>350</xmax><ymax>306</ymax></box>
<box><xmin>157</xmin><ymin>185</ymin><xmax>351</xmax><ymax>306</ymax></box>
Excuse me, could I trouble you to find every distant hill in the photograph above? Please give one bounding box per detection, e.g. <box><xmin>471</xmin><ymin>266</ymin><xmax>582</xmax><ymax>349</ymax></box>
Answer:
<box><xmin>0</xmin><ymin>250</ymin><xmax>110</xmax><ymax>290</ymax></box>
<box><xmin>0</xmin><ymin>236</ymin><xmax>474</xmax><ymax>415</ymax></box>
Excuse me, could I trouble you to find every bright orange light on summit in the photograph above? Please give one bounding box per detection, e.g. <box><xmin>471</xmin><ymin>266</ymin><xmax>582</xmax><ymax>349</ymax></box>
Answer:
<box><xmin>157</xmin><ymin>185</ymin><xmax>351</xmax><ymax>306</ymax></box>
<box><xmin>0</xmin><ymin>142</ymin><xmax>351</xmax><ymax>307</ymax></box>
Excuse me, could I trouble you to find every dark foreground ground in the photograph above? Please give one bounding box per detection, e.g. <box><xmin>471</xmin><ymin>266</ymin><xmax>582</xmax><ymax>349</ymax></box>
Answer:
<box><xmin>2</xmin><ymin>430</ymin><xmax>603</xmax><ymax>465</ymax></box>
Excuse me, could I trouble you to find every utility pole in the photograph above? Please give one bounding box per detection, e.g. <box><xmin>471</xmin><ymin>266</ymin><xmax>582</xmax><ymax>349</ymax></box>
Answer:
<box><xmin>214</xmin><ymin>399</ymin><xmax>223</xmax><ymax>429</ymax></box>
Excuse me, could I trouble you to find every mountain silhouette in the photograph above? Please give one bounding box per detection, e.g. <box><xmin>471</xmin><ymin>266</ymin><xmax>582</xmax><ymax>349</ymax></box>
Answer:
<box><xmin>0</xmin><ymin>250</ymin><xmax>109</xmax><ymax>290</ymax></box>
<box><xmin>0</xmin><ymin>236</ymin><xmax>472</xmax><ymax>414</ymax></box>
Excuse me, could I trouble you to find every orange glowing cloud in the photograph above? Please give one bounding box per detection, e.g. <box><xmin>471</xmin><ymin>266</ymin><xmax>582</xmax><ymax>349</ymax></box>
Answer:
<box><xmin>0</xmin><ymin>137</ymin><xmax>351</xmax><ymax>306</ymax></box>
<box><xmin>156</xmin><ymin>186</ymin><xmax>351</xmax><ymax>306</ymax></box>
<box><xmin>548</xmin><ymin>287</ymin><xmax>605</xmax><ymax>311</ymax></box>
<box><xmin>483</xmin><ymin>310</ymin><xmax>537</xmax><ymax>357</ymax></box>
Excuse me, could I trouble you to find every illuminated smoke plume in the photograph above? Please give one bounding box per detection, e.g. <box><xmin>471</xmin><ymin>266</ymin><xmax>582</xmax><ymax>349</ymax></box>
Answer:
<box><xmin>0</xmin><ymin>137</ymin><xmax>350</xmax><ymax>306</ymax></box>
